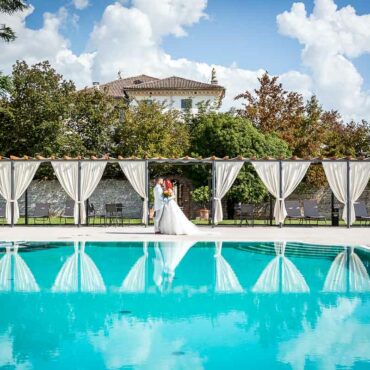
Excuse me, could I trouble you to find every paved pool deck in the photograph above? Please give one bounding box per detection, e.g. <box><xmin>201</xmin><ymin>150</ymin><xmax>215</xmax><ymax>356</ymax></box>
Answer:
<box><xmin>0</xmin><ymin>226</ymin><xmax>369</xmax><ymax>248</ymax></box>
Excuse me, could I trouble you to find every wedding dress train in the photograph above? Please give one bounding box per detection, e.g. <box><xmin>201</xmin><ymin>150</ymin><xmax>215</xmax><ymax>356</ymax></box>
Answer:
<box><xmin>159</xmin><ymin>199</ymin><xmax>200</xmax><ymax>235</ymax></box>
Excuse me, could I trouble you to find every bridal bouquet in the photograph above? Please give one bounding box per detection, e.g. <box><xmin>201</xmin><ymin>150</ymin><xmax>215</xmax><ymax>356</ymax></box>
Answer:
<box><xmin>163</xmin><ymin>189</ymin><xmax>173</xmax><ymax>199</ymax></box>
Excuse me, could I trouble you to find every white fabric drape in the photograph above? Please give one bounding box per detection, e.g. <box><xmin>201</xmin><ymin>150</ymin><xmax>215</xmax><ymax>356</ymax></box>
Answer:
<box><xmin>52</xmin><ymin>161</ymin><xmax>106</xmax><ymax>224</ymax></box>
<box><xmin>323</xmin><ymin>162</ymin><xmax>370</xmax><ymax>225</ymax></box>
<box><xmin>0</xmin><ymin>162</ymin><xmax>39</xmax><ymax>224</ymax></box>
<box><xmin>52</xmin><ymin>162</ymin><xmax>79</xmax><ymax>223</ymax></box>
<box><xmin>119</xmin><ymin>161</ymin><xmax>148</xmax><ymax>224</ymax></box>
<box><xmin>214</xmin><ymin>162</ymin><xmax>244</xmax><ymax>224</ymax></box>
<box><xmin>214</xmin><ymin>242</ymin><xmax>243</xmax><ymax>293</ymax></box>
<box><xmin>80</xmin><ymin>162</ymin><xmax>106</xmax><ymax>223</ymax></box>
<box><xmin>253</xmin><ymin>161</ymin><xmax>310</xmax><ymax>224</ymax></box>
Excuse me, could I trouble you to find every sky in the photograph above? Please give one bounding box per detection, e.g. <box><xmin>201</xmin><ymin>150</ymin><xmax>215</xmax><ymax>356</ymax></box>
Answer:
<box><xmin>1</xmin><ymin>0</ymin><xmax>370</xmax><ymax>121</ymax></box>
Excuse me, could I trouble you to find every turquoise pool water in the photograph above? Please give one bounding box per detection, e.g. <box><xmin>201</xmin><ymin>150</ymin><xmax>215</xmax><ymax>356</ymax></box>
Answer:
<box><xmin>1</xmin><ymin>241</ymin><xmax>370</xmax><ymax>370</ymax></box>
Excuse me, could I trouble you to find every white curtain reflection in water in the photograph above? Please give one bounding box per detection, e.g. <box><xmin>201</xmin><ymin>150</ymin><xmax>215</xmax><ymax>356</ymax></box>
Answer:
<box><xmin>52</xmin><ymin>241</ymin><xmax>105</xmax><ymax>293</ymax></box>
<box><xmin>253</xmin><ymin>241</ymin><xmax>309</xmax><ymax>293</ymax></box>
<box><xmin>323</xmin><ymin>247</ymin><xmax>370</xmax><ymax>293</ymax></box>
<box><xmin>152</xmin><ymin>241</ymin><xmax>194</xmax><ymax>289</ymax></box>
<box><xmin>0</xmin><ymin>245</ymin><xmax>39</xmax><ymax>292</ymax></box>
<box><xmin>214</xmin><ymin>241</ymin><xmax>243</xmax><ymax>293</ymax></box>
<box><xmin>120</xmin><ymin>242</ymin><xmax>148</xmax><ymax>293</ymax></box>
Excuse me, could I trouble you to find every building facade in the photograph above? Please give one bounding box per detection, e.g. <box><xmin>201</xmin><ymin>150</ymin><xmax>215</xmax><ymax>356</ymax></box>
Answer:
<box><xmin>91</xmin><ymin>72</ymin><xmax>225</xmax><ymax>113</ymax></box>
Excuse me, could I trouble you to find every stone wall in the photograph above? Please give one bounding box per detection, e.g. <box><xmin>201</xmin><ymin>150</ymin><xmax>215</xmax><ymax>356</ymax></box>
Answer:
<box><xmin>2</xmin><ymin>178</ymin><xmax>370</xmax><ymax>220</ymax></box>
<box><xmin>15</xmin><ymin>179</ymin><xmax>143</xmax><ymax>218</ymax></box>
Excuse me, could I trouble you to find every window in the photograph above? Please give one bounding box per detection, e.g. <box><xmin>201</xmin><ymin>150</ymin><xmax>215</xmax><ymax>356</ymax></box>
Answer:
<box><xmin>143</xmin><ymin>99</ymin><xmax>153</xmax><ymax>105</ymax></box>
<box><xmin>181</xmin><ymin>98</ymin><xmax>192</xmax><ymax>109</ymax></box>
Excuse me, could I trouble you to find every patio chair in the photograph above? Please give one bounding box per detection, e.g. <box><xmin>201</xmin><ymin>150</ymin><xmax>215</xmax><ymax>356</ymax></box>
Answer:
<box><xmin>235</xmin><ymin>203</ymin><xmax>254</xmax><ymax>226</ymax></box>
<box><xmin>31</xmin><ymin>203</ymin><xmax>50</xmax><ymax>224</ymax></box>
<box><xmin>104</xmin><ymin>203</ymin><xmax>124</xmax><ymax>225</ymax></box>
<box><xmin>303</xmin><ymin>200</ymin><xmax>327</xmax><ymax>225</ymax></box>
<box><xmin>60</xmin><ymin>200</ymin><xmax>75</xmax><ymax>224</ymax></box>
<box><xmin>0</xmin><ymin>206</ymin><xmax>6</xmax><ymax>224</ymax></box>
<box><xmin>87</xmin><ymin>202</ymin><xmax>97</xmax><ymax>225</ymax></box>
<box><xmin>354</xmin><ymin>202</ymin><xmax>370</xmax><ymax>226</ymax></box>
<box><xmin>285</xmin><ymin>201</ymin><xmax>304</xmax><ymax>224</ymax></box>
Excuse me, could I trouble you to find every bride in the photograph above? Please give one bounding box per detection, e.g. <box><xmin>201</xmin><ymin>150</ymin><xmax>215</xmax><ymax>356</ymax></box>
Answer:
<box><xmin>158</xmin><ymin>179</ymin><xmax>201</xmax><ymax>235</ymax></box>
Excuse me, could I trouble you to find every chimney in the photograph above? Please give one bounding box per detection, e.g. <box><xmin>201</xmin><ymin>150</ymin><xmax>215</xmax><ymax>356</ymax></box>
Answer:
<box><xmin>93</xmin><ymin>81</ymin><xmax>100</xmax><ymax>90</ymax></box>
<box><xmin>211</xmin><ymin>68</ymin><xmax>218</xmax><ymax>85</ymax></box>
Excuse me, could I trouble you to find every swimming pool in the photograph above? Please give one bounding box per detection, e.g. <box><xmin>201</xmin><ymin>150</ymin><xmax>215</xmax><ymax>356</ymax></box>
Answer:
<box><xmin>0</xmin><ymin>241</ymin><xmax>370</xmax><ymax>369</ymax></box>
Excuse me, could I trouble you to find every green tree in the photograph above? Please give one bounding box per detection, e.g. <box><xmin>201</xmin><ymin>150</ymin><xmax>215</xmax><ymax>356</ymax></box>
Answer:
<box><xmin>115</xmin><ymin>101</ymin><xmax>190</xmax><ymax>158</ymax></box>
<box><xmin>0</xmin><ymin>0</ymin><xmax>27</xmax><ymax>42</ymax></box>
<box><xmin>66</xmin><ymin>88</ymin><xmax>125</xmax><ymax>156</ymax></box>
<box><xmin>0</xmin><ymin>71</ymin><xmax>12</xmax><ymax>97</ymax></box>
<box><xmin>189</xmin><ymin>112</ymin><xmax>291</xmax><ymax>203</ymax></box>
<box><xmin>0</xmin><ymin>60</ymin><xmax>75</xmax><ymax>156</ymax></box>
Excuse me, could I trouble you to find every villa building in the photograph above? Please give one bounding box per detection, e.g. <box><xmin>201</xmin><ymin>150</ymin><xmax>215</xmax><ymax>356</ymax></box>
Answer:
<box><xmin>90</xmin><ymin>70</ymin><xmax>225</xmax><ymax>113</ymax></box>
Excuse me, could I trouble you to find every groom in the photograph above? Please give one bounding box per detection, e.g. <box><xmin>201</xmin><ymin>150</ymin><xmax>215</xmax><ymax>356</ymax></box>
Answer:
<box><xmin>153</xmin><ymin>178</ymin><xmax>164</xmax><ymax>234</ymax></box>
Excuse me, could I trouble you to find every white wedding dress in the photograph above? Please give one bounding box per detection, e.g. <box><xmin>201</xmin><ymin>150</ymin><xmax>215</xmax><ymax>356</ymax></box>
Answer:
<box><xmin>159</xmin><ymin>199</ymin><xmax>201</xmax><ymax>235</ymax></box>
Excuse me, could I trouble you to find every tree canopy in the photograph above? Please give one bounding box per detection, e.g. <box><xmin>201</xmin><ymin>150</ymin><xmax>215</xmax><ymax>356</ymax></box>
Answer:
<box><xmin>189</xmin><ymin>112</ymin><xmax>291</xmax><ymax>203</ymax></box>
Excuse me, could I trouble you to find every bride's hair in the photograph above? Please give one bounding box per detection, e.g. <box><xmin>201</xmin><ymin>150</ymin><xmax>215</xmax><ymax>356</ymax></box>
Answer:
<box><xmin>163</xmin><ymin>178</ymin><xmax>173</xmax><ymax>190</ymax></box>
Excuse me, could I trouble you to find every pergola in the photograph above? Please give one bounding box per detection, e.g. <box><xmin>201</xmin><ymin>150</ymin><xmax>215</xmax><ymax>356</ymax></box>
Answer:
<box><xmin>0</xmin><ymin>155</ymin><xmax>370</xmax><ymax>229</ymax></box>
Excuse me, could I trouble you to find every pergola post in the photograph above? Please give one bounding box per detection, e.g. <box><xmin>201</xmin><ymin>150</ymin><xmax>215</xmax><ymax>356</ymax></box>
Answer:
<box><xmin>211</xmin><ymin>160</ymin><xmax>216</xmax><ymax>227</ymax></box>
<box><xmin>279</xmin><ymin>160</ymin><xmax>283</xmax><ymax>228</ymax></box>
<box><xmin>25</xmin><ymin>188</ymin><xmax>28</xmax><ymax>225</ymax></box>
<box><xmin>346</xmin><ymin>159</ymin><xmax>351</xmax><ymax>229</ymax></box>
<box><xmin>10</xmin><ymin>160</ymin><xmax>15</xmax><ymax>227</ymax></box>
<box><xmin>77</xmin><ymin>161</ymin><xmax>82</xmax><ymax>227</ymax></box>
<box><xmin>145</xmin><ymin>160</ymin><xmax>150</xmax><ymax>227</ymax></box>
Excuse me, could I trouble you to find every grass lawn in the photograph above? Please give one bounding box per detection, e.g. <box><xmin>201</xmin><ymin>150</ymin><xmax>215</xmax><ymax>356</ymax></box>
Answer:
<box><xmin>2</xmin><ymin>216</ymin><xmax>366</xmax><ymax>227</ymax></box>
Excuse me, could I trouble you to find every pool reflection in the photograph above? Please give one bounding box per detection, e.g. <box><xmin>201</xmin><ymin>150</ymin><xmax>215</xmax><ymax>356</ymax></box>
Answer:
<box><xmin>120</xmin><ymin>242</ymin><xmax>148</xmax><ymax>293</ymax></box>
<box><xmin>1</xmin><ymin>241</ymin><xmax>370</xmax><ymax>369</ymax></box>
<box><xmin>0</xmin><ymin>242</ymin><xmax>370</xmax><ymax>296</ymax></box>
<box><xmin>214</xmin><ymin>241</ymin><xmax>243</xmax><ymax>293</ymax></box>
<box><xmin>323</xmin><ymin>247</ymin><xmax>370</xmax><ymax>293</ymax></box>
<box><xmin>52</xmin><ymin>241</ymin><xmax>106</xmax><ymax>293</ymax></box>
<box><xmin>0</xmin><ymin>244</ymin><xmax>39</xmax><ymax>292</ymax></box>
<box><xmin>253</xmin><ymin>241</ymin><xmax>309</xmax><ymax>293</ymax></box>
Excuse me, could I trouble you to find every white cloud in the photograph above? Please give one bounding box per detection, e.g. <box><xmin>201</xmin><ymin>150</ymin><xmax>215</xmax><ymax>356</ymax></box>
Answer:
<box><xmin>277</xmin><ymin>0</ymin><xmax>370</xmax><ymax>120</ymax></box>
<box><xmin>87</xmin><ymin>1</ymin><xmax>263</xmax><ymax>109</ymax></box>
<box><xmin>1</xmin><ymin>0</ymin><xmax>370</xmax><ymax>119</ymax></box>
<box><xmin>0</xmin><ymin>6</ymin><xmax>94</xmax><ymax>86</ymax></box>
<box><xmin>72</xmin><ymin>0</ymin><xmax>89</xmax><ymax>10</ymax></box>
<box><xmin>279</xmin><ymin>298</ymin><xmax>370</xmax><ymax>369</ymax></box>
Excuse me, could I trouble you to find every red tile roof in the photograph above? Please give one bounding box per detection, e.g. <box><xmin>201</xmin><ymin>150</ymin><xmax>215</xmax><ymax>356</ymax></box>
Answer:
<box><xmin>97</xmin><ymin>75</ymin><xmax>159</xmax><ymax>97</ymax></box>
<box><xmin>91</xmin><ymin>75</ymin><xmax>224</xmax><ymax>98</ymax></box>
<box><xmin>124</xmin><ymin>76</ymin><xmax>224</xmax><ymax>91</ymax></box>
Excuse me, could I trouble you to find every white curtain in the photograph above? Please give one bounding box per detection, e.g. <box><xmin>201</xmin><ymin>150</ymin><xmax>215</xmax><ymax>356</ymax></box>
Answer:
<box><xmin>253</xmin><ymin>161</ymin><xmax>309</xmax><ymax>224</ymax></box>
<box><xmin>80</xmin><ymin>162</ymin><xmax>106</xmax><ymax>223</ymax></box>
<box><xmin>214</xmin><ymin>162</ymin><xmax>244</xmax><ymax>224</ymax></box>
<box><xmin>52</xmin><ymin>162</ymin><xmax>79</xmax><ymax>223</ymax></box>
<box><xmin>323</xmin><ymin>162</ymin><xmax>370</xmax><ymax>225</ymax></box>
<box><xmin>214</xmin><ymin>242</ymin><xmax>243</xmax><ymax>293</ymax></box>
<box><xmin>52</xmin><ymin>161</ymin><xmax>106</xmax><ymax>224</ymax></box>
<box><xmin>0</xmin><ymin>162</ymin><xmax>39</xmax><ymax>224</ymax></box>
<box><xmin>119</xmin><ymin>161</ymin><xmax>147</xmax><ymax>224</ymax></box>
